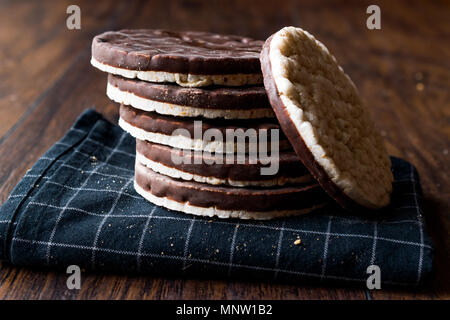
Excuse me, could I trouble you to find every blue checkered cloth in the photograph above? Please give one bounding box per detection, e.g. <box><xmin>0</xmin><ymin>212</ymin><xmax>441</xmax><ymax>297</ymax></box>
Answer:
<box><xmin>0</xmin><ymin>109</ymin><xmax>434</xmax><ymax>287</ymax></box>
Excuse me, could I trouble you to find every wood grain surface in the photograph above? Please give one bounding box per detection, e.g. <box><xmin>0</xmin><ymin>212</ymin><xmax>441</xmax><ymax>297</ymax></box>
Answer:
<box><xmin>0</xmin><ymin>0</ymin><xmax>448</xmax><ymax>300</ymax></box>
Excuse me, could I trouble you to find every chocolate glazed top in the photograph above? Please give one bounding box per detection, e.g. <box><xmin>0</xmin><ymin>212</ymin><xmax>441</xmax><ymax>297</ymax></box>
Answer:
<box><xmin>120</xmin><ymin>104</ymin><xmax>288</xmax><ymax>140</ymax></box>
<box><xmin>109</xmin><ymin>74</ymin><xmax>271</xmax><ymax>109</ymax></box>
<box><xmin>136</xmin><ymin>140</ymin><xmax>309</xmax><ymax>181</ymax></box>
<box><xmin>92</xmin><ymin>29</ymin><xmax>263</xmax><ymax>75</ymax></box>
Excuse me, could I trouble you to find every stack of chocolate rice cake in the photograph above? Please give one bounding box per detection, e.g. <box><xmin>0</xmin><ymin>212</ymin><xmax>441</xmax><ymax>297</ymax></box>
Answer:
<box><xmin>91</xmin><ymin>29</ymin><xmax>329</xmax><ymax>219</ymax></box>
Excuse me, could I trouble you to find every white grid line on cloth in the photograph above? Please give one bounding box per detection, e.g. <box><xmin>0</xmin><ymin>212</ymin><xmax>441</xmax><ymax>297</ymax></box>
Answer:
<box><xmin>29</xmin><ymin>202</ymin><xmax>146</xmax><ymax>217</ymax></box>
<box><xmin>7</xmin><ymin>194</ymin><xmax>27</xmax><ymax>199</ymax></box>
<box><xmin>15</xmin><ymin>173</ymin><xmax>421</xmax><ymax>223</ymax></box>
<box><xmin>410</xmin><ymin>164</ymin><xmax>424</xmax><ymax>284</ymax></box>
<box><xmin>370</xmin><ymin>222</ymin><xmax>378</xmax><ymax>265</ymax></box>
<box><xmin>11</xmin><ymin>135</ymin><xmax>126</xmax><ymax>211</ymax></box>
<box><xmin>4</xmin><ymin>136</ymin><xmax>428</xmax><ymax>286</ymax></box>
<box><xmin>337</xmin><ymin>234</ymin><xmax>427</xmax><ymax>248</ymax></box>
<box><xmin>69</xmin><ymin>128</ymin><xmax>86</xmax><ymax>134</ymax></box>
<box><xmin>41</xmin><ymin>146</ymin><xmax>134</xmax><ymax>173</ymax></box>
<box><xmin>146</xmin><ymin>216</ymin><xmax>430</xmax><ymax>248</ymax></box>
<box><xmin>15</xmin><ymin>163</ymin><xmax>420</xmax><ymax>227</ymax></box>
<box><xmin>56</xmin><ymin>138</ymin><xmax>135</xmax><ymax>158</ymax></box>
<box><xmin>320</xmin><ymin>216</ymin><xmax>333</xmax><ymax>280</ymax></box>
<box><xmin>24</xmin><ymin>202</ymin><xmax>432</xmax><ymax>250</ymax></box>
<box><xmin>44</xmin><ymin>131</ymin><xmax>128</xmax><ymax>265</ymax></box>
<box><xmin>21</xmin><ymin>174</ymin><xmax>41</xmax><ymax>178</ymax></box>
<box><xmin>329</xmin><ymin>213</ymin><xmax>418</xmax><ymax>223</ymax></box>
<box><xmin>227</xmin><ymin>224</ymin><xmax>239</xmax><ymax>277</ymax></box>
<box><xmin>54</xmin><ymin>142</ymin><xmax>74</xmax><ymax>147</ymax></box>
<box><xmin>23</xmin><ymin>159</ymin><xmax>132</xmax><ymax>180</ymax></box>
<box><xmin>32</xmin><ymin>148</ymin><xmax>134</xmax><ymax>174</ymax></box>
<box><xmin>136</xmin><ymin>206</ymin><xmax>157</xmax><ymax>272</ymax></box>
<box><xmin>85</xmin><ymin>138</ymin><xmax>135</xmax><ymax>158</ymax></box>
<box><xmin>16</xmin><ymin>164</ymin><xmax>420</xmax><ymax>224</ymax></box>
<box><xmin>43</xmin><ymin>180</ymin><xmax>141</xmax><ymax>200</ymax></box>
<box><xmin>70</xmin><ymin>149</ymin><xmax>134</xmax><ymax>173</ymax></box>
<box><xmin>60</xmin><ymin>163</ymin><xmax>130</xmax><ymax>180</ymax></box>
<box><xmin>182</xmin><ymin>219</ymin><xmax>196</xmax><ymax>272</ymax></box>
<box><xmin>39</xmin><ymin>156</ymin><xmax>56</xmax><ymax>161</ymax></box>
<box><xmin>72</xmin><ymin>149</ymin><xmax>134</xmax><ymax>173</ymax></box>
<box><xmin>273</xmin><ymin>220</ymin><xmax>286</xmax><ymax>280</ymax></box>
<box><xmin>16</xmin><ymin>237</ymin><xmax>415</xmax><ymax>284</ymax></box>
<box><xmin>91</xmin><ymin>175</ymin><xmax>134</xmax><ymax>269</ymax></box>
<box><xmin>379</xmin><ymin>219</ymin><xmax>420</xmax><ymax>224</ymax></box>
<box><xmin>30</xmin><ymin>159</ymin><xmax>419</xmax><ymax>225</ymax></box>
<box><xmin>0</xmin><ymin>220</ymin><xmax>11</xmax><ymax>224</ymax></box>
<box><xmin>16</xmin><ymin>164</ymin><xmax>132</xmax><ymax>201</ymax></box>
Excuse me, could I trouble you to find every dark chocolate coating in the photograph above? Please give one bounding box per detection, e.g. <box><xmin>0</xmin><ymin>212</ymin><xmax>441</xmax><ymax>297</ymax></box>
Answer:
<box><xmin>260</xmin><ymin>35</ymin><xmax>363</xmax><ymax>212</ymax></box>
<box><xmin>92</xmin><ymin>29</ymin><xmax>263</xmax><ymax>75</ymax></box>
<box><xmin>135</xmin><ymin>162</ymin><xmax>328</xmax><ymax>212</ymax></box>
<box><xmin>136</xmin><ymin>139</ymin><xmax>310</xmax><ymax>182</ymax></box>
<box><xmin>120</xmin><ymin>104</ymin><xmax>288</xmax><ymax>139</ymax></box>
<box><xmin>109</xmin><ymin>74</ymin><xmax>271</xmax><ymax>110</ymax></box>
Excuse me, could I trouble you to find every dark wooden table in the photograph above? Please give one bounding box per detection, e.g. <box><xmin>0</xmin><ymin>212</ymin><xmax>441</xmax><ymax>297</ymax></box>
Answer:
<box><xmin>0</xmin><ymin>0</ymin><xmax>448</xmax><ymax>300</ymax></box>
